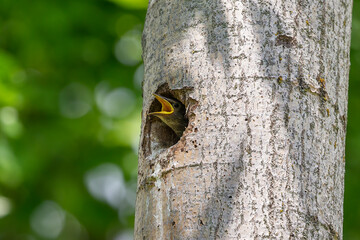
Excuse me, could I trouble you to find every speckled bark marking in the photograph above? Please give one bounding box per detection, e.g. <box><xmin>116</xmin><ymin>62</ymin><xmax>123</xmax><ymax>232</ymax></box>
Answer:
<box><xmin>135</xmin><ymin>0</ymin><xmax>352</xmax><ymax>239</ymax></box>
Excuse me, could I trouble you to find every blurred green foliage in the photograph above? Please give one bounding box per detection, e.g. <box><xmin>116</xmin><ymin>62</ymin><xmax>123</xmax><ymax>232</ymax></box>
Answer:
<box><xmin>0</xmin><ymin>0</ymin><xmax>146</xmax><ymax>239</ymax></box>
<box><xmin>0</xmin><ymin>0</ymin><xmax>359</xmax><ymax>239</ymax></box>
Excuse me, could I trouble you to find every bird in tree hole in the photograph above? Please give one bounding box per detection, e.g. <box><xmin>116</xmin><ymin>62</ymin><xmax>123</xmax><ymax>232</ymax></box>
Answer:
<box><xmin>148</xmin><ymin>94</ymin><xmax>188</xmax><ymax>137</ymax></box>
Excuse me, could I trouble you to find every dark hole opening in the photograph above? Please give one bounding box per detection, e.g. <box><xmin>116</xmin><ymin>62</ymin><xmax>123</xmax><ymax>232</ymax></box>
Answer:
<box><xmin>142</xmin><ymin>84</ymin><xmax>189</xmax><ymax>157</ymax></box>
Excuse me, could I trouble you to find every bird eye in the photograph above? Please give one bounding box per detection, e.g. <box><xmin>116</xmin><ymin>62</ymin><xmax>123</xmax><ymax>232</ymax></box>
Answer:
<box><xmin>173</xmin><ymin>103</ymin><xmax>179</xmax><ymax>108</ymax></box>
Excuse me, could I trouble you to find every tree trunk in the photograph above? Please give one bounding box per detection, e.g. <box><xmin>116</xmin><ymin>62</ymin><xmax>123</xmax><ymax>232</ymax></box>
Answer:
<box><xmin>135</xmin><ymin>0</ymin><xmax>352</xmax><ymax>239</ymax></box>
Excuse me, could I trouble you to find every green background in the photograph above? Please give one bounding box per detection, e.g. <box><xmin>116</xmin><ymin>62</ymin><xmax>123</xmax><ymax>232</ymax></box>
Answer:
<box><xmin>0</xmin><ymin>0</ymin><xmax>358</xmax><ymax>239</ymax></box>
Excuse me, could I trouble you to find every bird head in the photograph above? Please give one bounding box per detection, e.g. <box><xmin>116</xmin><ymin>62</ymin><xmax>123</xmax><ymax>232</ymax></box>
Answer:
<box><xmin>148</xmin><ymin>94</ymin><xmax>188</xmax><ymax>137</ymax></box>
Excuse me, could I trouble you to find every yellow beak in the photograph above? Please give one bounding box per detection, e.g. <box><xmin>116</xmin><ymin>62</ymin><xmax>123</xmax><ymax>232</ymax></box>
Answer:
<box><xmin>148</xmin><ymin>94</ymin><xmax>174</xmax><ymax>115</ymax></box>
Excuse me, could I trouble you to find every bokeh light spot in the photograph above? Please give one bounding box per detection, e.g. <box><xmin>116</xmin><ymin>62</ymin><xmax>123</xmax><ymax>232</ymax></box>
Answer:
<box><xmin>96</xmin><ymin>83</ymin><xmax>136</xmax><ymax>119</ymax></box>
<box><xmin>59</xmin><ymin>83</ymin><xmax>92</xmax><ymax>119</ymax></box>
<box><xmin>113</xmin><ymin>230</ymin><xmax>134</xmax><ymax>240</ymax></box>
<box><xmin>85</xmin><ymin>163</ymin><xmax>126</xmax><ymax>209</ymax></box>
<box><xmin>115</xmin><ymin>30</ymin><xmax>142</xmax><ymax>66</ymax></box>
<box><xmin>30</xmin><ymin>201</ymin><xmax>65</xmax><ymax>239</ymax></box>
<box><xmin>0</xmin><ymin>107</ymin><xmax>18</xmax><ymax>125</ymax></box>
<box><xmin>0</xmin><ymin>196</ymin><xmax>12</xmax><ymax>218</ymax></box>
<box><xmin>0</xmin><ymin>107</ymin><xmax>23</xmax><ymax>138</ymax></box>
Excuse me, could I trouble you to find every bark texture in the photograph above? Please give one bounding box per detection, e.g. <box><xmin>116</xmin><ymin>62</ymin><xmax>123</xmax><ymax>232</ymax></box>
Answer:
<box><xmin>135</xmin><ymin>0</ymin><xmax>352</xmax><ymax>239</ymax></box>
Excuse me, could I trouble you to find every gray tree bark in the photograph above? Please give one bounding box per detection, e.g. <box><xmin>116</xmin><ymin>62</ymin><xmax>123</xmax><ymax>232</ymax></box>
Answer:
<box><xmin>135</xmin><ymin>0</ymin><xmax>352</xmax><ymax>239</ymax></box>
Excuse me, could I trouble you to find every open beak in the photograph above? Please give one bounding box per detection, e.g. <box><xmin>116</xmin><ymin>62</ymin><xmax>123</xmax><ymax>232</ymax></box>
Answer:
<box><xmin>148</xmin><ymin>94</ymin><xmax>174</xmax><ymax>116</ymax></box>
